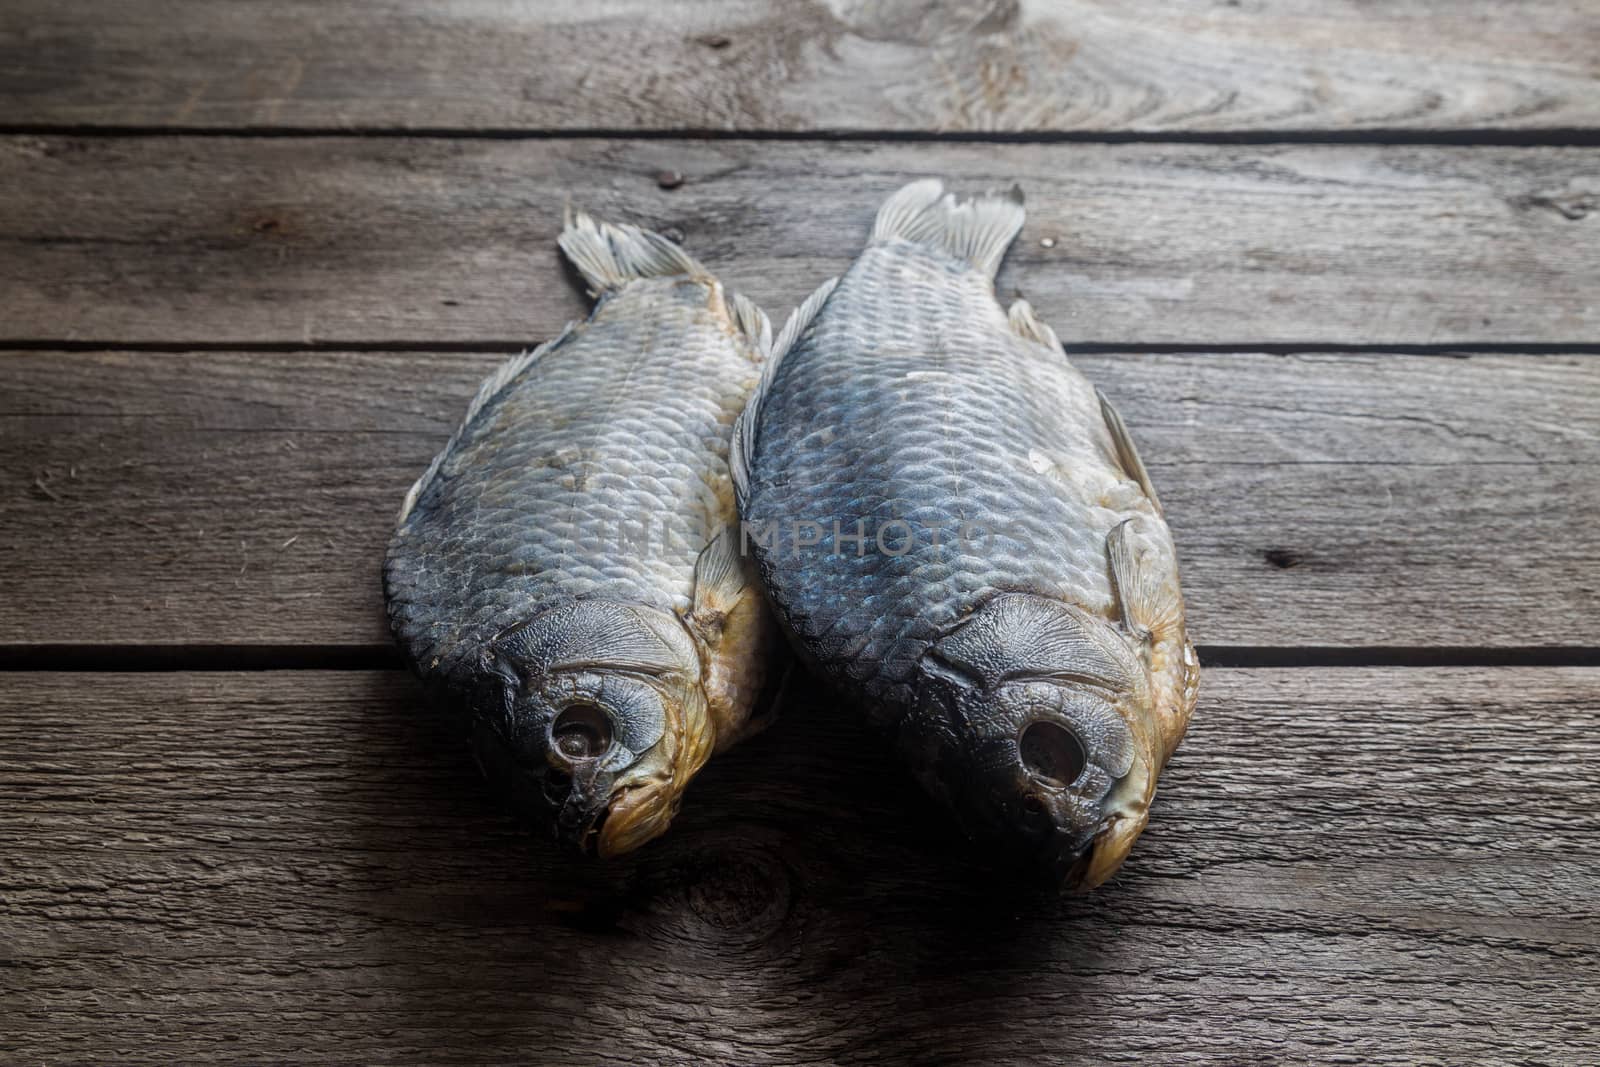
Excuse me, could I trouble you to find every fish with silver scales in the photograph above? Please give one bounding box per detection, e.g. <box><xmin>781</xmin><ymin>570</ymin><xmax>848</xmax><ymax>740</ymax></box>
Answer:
<box><xmin>732</xmin><ymin>179</ymin><xmax>1199</xmax><ymax>889</ymax></box>
<box><xmin>384</xmin><ymin>211</ymin><xmax>780</xmax><ymax>857</ymax></box>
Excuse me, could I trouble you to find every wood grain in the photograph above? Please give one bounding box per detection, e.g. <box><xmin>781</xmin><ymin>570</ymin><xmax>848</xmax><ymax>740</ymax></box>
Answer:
<box><xmin>2</xmin><ymin>137</ymin><xmax>1598</xmax><ymax>347</ymax></box>
<box><xmin>2</xmin><ymin>348</ymin><xmax>1597</xmax><ymax>651</ymax></box>
<box><xmin>1</xmin><ymin>668</ymin><xmax>1596</xmax><ymax>1064</ymax></box>
<box><xmin>2</xmin><ymin>0</ymin><xmax>1598</xmax><ymax>133</ymax></box>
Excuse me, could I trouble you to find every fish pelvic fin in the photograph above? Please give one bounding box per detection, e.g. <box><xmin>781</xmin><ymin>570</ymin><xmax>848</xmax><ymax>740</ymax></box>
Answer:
<box><xmin>559</xmin><ymin>206</ymin><xmax>712</xmax><ymax>296</ymax></box>
<box><xmin>729</xmin><ymin>275</ymin><xmax>839</xmax><ymax>509</ymax></box>
<box><xmin>871</xmin><ymin>178</ymin><xmax>1025</xmax><ymax>280</ymax></box>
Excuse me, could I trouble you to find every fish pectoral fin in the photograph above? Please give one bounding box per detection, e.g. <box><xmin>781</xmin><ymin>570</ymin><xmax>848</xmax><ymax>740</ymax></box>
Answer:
<box><xmin>1107</xmin><ymin>518</ymin><xmax>1185</xmax><ymax>645</ymax></box>
<box><xmin>1097</xmin><ymin>387</ymin><xmax>1163</xmax><ymax>515</ymax></box>
<box><xmin>730</xmin><ymin>275</ymin><xmax>839</xmax><ymax>509</ymax></box>
<box><xmin>685</xmin><ymin>524</ymin><xmax>752</xmax><ymax>646</ymax></box>
<box><xmin>1006</xmin><ymin>299</ymin><xmax>1062</xmax><ymax>352</ymax></box>
<box><xmin>688</xmin><ymin>524</ymin><xmax>781</xmax><ymax>752</ymax></box>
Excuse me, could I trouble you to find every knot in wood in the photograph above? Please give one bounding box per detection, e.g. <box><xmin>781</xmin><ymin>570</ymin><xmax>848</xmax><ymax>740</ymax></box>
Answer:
<box><xmin>683</xmin><ymin>847</ymin><xmax>791</xmax><ymax>936</ymax></box>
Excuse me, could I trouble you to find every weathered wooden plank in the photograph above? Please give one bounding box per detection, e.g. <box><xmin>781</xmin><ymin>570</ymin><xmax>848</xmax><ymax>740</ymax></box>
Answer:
<box><xmin>2</xmin><ymin>349</ymin><xmax>1596</xmax><ymax>650</ymax></box>
<box><xmin>3</xmin><ymin>0</ymin><xmax>1598</xmax><ymax>133</ymax></box>
<box><xmin>0</xmin><ymin>668</ymin><xmax>1596</xmax><ymax>1064</ymax></box>
<box><xmin>1</xmin><ymin>137</ymin><xmax>1596</xmax><ymax>346</ymax></box>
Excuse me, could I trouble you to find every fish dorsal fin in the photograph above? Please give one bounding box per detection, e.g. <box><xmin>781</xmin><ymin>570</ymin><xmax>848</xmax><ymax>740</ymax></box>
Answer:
<box><xmin>1107</xmin><ymin>518</ymin><xmax>1185</xmax><ymax>645</ymax></box>
<box><xmin>558</xmin><ymin>207</ymin><xmax>712</xmax><ymax>295</ymax></box>
<box><xmin>729</xmin><ymin>275</ymin><xmax>839</xmax><ymax>508</ymax></box>
<box><xmin>769</xmin><ymin>276</ymin><xmax>839</xmax><ymax>366</ymax></box>
<box><xmin>1097</xmin><ymin>387</ymin><xmax>1163</xmax><ymax>514</ymax></box>
<box><xmin>396</xmin><ymin>324</ymin><xmax>578</xmax><ymax>525</ymax></box>
<box><xmin>871</xmin><ymin>179</ymin><xmax>1025</xmax><ymax>280</ymax></box>
<box><xmin>1007</xmin><ymin>298</ymin><xmax>1062</xmax><ymax>351</ymax></box>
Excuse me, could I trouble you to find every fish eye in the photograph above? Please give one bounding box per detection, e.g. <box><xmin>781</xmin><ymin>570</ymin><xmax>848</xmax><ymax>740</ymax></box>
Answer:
<box><xmin>1019</xmin><ymin>721</ymin><xmax>1086</xmax><ymax>789</ymax></box>
<box><xmin>551</xmin><ymin>702</ymin><xmax>613</xmax><ymax>761</ymax></box>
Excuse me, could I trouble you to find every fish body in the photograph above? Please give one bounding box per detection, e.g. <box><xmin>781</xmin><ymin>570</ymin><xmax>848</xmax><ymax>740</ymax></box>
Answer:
<box><xmin>734</xmin><ymin>180</ymin><xmax>1198</xmax><ymax>888</ymax></box>
<box><xmin>385</xmin><ymin>214</ymin><xmax>777</xmax><ymax>856</ymax></box>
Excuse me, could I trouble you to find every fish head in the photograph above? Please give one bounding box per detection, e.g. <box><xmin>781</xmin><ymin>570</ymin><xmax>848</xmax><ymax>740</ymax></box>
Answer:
<box><xmin>468</xmin><ymin>600</ymin><xmax>711</xmax><ymax>857</ymax></box>
<box><xmin>912</xmin><ymin>593</ymin><xmax>1159</xmax><ymax>890</ymax></box>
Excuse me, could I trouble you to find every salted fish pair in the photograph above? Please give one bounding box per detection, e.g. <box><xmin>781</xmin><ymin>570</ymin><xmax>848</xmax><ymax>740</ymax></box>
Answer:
<box><xmin>383</xmin><ymin>181</ymin><xmax>1198</xmax><ymax>889</ymax></box>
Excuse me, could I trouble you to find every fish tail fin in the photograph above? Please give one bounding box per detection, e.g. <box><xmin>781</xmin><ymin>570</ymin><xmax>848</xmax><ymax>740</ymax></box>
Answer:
<box><xmin>870</xmin><ymin>178</ymin><xmax>1025</xmax><ymax>280</ymax></box>
<box><xmin>559</xmin><ymin>206</ymin><xmax>771</xmax><ymax>353</ymax></box>
<box><xmin>559</xmin><ymin>206</ymin><xmax>711</xmax><ymax>295</ymax></box>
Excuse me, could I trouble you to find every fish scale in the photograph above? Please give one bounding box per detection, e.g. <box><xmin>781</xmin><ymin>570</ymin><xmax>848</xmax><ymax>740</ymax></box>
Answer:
<box><xmin>735</xmin><ymin>179</ymin><xmax>1196</xmax><ymax>888</ymax></box>
<box><xmin>388</xmin><ymin>278</ymin><xmax>748</xmax><ymax>686</ymax></box>
<box><xmin>384</xmin><ymin>212</ymin><xmax>776</xmax><ymax>858</ymax></box>
<box><xmin>745</xmin><ymin>239</ymin><xmax>1145</xmax><ymax>715</ymax></box>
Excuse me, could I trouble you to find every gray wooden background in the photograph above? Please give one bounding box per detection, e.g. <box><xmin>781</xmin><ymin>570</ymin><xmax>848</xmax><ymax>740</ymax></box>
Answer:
<box><xmin>1</xmin><ymin>2</ymin><xmax>1597</xmax><ymax>1063</ymax></box>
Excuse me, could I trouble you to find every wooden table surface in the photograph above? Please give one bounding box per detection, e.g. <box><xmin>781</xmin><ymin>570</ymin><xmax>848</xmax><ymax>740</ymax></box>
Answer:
<box><xmin>2</xmin><ymin>2</ymin><xmax>1597</xmax><ymax>1063</ymax></box>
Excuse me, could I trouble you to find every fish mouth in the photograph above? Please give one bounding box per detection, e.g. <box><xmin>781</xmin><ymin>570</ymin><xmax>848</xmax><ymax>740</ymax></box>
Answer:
<box><xmin>1055</xmin><ymin>850</ymin><xmax>1093</xmax><ymax>889</ymax></box>
<box><xmin>592</xmin><ymin>778</ymin><xmax>678</xmax><ymax>858</ymax></box>
<box><xmin>913</xmin><ymin>634</ymin><xmax>1143</xmax><ymax>887</ymax></box>
<box><xmin>464</xmin><ymin>600</ymin><xmax>714</xmax><ymax>859</ymax></box>
<box><xmin>1010</xmin><ymin>744</ymin><xmax>1156</xmax><ymax>892</ymax></box>
<box><xmin>471</xmin><ymin>694</ymin><xmax>682</xmax><ymax>859</ymax></box>
<box><xmin>1019</xmin><ymin>749</ymin><xmax>1155</xmax><ymax>892</ymax></box>
<box><xmin>576</xmin><ymin>801</ymin><xmax>611</xmax><ymax>857</ymax></box>
<box><xmin>545</xmin><ymin>771</ymin><xmax>611</xmax><ymax>851</ymax></box>
<box><xmin>468</xmin><ymin>710</ymin><xmax>621</xmax><ymax>854</ymax></box>
<box><xmin>1006</xmin><ymin>787</ymin><xmax>1106</xmax><ymax>888</ymax></box>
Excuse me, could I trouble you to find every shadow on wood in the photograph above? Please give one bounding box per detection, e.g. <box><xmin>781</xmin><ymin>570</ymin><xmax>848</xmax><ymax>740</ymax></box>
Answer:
<box><xmin>347</xmin><ymin>673</ymin><xmax>1105</xmax><ymax>1065</ymax></box>
<box><xmin>2</xmin><ymin>669</ymin><xmax>1596</xmax><ymax>1062</ymax></box>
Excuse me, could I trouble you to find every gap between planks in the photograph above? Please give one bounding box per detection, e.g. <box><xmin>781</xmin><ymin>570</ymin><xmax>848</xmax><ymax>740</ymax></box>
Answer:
<box><xmin>3</xmin><ymin>125</ymin><xmax>1600</xmax><ymax>146</ymax></box>
<box><xmin>3</xmin><ymin>646</ymin><xmax>1599</xmax><ymax>673</ymax></box>
<box><xmin>5</xmin><ymin>340</ymin><xmax>1600</xmax><ymax>356</ymax></box>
